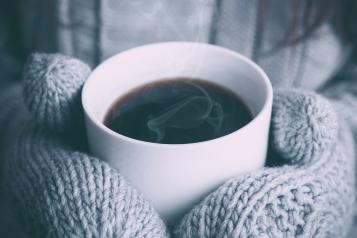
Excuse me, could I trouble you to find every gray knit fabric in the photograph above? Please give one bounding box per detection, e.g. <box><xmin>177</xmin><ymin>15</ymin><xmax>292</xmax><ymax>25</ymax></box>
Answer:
<box><xmin>1</xmin><ymin>53</ymin><xmax>355</xmax><ymax>237</ymax></box>
<box><xmin>271</xmin><ymin>90</ymin><xmax>339</xmax><ymax>164</ymax></box>
<box><xmin>1</xmin><ymin>0</ymin><xmax>357</xmax><ymax>237</ymax></box>
<box><xmin>5</xmin><ymin>128</ymin><xmax>168</xmax><ymax>237</ymax></box>
<box><xmin>2</xmin><ymin>55</ymin><xmax>169</xmax><ymax>238</ymax></box>
<box><xmin>23</xmin><ymin>53</ymin><xmax>91</xmax><ymax>133</ymax></box>
<box><xmin>175</xmin><ymin>91</ymin><xmax>355</xmax><ymax>238</ymax></box>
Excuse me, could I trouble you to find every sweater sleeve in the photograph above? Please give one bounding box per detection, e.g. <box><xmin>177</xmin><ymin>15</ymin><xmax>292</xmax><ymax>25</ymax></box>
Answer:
<box><xmin>0</xmin><ymin>2</ymin><xmax>28</xmax><ymax>237</ymax></box>
<box><xmin>0</xmin><ymin>1</ymin><xmax>27</xmax><ymax>136</ymax></box>
<box><xmin>0</xmin><ymin>1</ymin><xmax>25</xmax><ymax>84</ymax></box>
<box><xmin>320</xmin><ymin>59</ymin><xmax>357</xmax><ymax>219</ymax></box>
<box><xmin>321</xmin><ymin>60</ymin><xmax>357</xmax><ymax>137</ymax></box>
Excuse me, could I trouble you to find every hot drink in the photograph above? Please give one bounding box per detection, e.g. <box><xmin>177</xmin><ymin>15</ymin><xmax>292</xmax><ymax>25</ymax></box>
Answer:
<box><xmin>104</xmin><ymin>78</ymin><xmax>252</xmax><ymax>144</ymax></box>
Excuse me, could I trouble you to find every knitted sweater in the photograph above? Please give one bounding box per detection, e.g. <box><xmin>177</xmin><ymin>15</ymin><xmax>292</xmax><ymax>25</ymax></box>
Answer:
<box><xmin>0</xmin><ymin>0</ymin><xmax>357</xmax><ymax>237</ymax></box>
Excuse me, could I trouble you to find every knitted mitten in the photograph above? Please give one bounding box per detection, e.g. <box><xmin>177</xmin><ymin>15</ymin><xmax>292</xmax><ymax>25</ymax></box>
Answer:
<box><xmin>174</xmin><ymin>90</ymin><xmax>356</xmax><ymax>237</ymax></box>
<box><xmin>1</xmin><ymin>54</ymin><xmax>168</xmax><ymax>238</ymax></box>
<box><xmin>1</xmin><ymin>53</ymin><xmax>355</xmax><ymax>238</ymax></box>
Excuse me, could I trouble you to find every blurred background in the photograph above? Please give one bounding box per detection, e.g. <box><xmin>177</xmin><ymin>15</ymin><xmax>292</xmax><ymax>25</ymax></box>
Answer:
<box><xmin>1</xmin><ymin>0</ymin><xmax>357</xmax><ymax>237</ymax></box>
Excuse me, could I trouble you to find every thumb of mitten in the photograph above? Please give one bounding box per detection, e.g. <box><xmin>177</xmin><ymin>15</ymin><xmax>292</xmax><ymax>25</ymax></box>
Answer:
<box><xmin>271</xmin><ymin>89</ymin><xmax>339</xmax><ymax>165</ymax></box>
<box><xmin>23</xmin><ymin>53</ymin><xmax>91</xmax><ymax>133</ymax></box>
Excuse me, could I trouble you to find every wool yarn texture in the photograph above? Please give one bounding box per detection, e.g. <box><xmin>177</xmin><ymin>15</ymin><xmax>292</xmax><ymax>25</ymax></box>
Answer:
<box><xmin>1</xmin><ymin>53</ymin><xmax>355</xmax><ymax>238</ymax></box>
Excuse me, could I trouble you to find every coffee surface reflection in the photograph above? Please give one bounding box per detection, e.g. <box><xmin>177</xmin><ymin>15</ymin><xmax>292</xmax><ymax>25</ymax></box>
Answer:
<box><xmin>104</xmin><ymin>78</ymin><xmax>252</xmax><ymax>144</ymax></box>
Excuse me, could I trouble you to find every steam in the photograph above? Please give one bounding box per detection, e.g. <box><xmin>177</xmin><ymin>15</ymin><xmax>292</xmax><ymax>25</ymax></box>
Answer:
<box><xmin>126</xmin><ymin>0</ymin><xmax>214</xmax><ymax>41</ymax></box>
<box><xmin>118</xmin><ymin>1</ymin><xmax>222</xmax><ymax>142</ymax></box>
<box><xmin>147</xmin><ymin>82</ymin><xmax>223</xmax><ymax>142</ymax></box>
<box><xmin>121</xmin><ymin>1</ymin><xmax>217</xmax><ymax>77</ymax></box>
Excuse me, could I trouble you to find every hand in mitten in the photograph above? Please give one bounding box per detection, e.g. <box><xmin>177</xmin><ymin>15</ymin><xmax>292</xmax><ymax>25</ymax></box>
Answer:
<box><xmin>2</xmin><ymin>54</ymin><xmax>168</xmax><ymax>238</ymax></box>
<box><xmin>2</xmin><ymin>53</ymin><xmax>355</xmax><ymax>238</ymax></box>
<box><xmin>175</xmin><ymin>90</ymin><xmax>355</xmax><ymax>237</ymax></box>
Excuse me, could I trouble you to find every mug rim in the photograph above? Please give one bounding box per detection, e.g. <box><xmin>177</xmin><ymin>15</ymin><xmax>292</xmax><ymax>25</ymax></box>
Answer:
<box><xmin>82</xmin><ymin>41</ymin><xmax>273</xmax><ymax>147</ymax></box>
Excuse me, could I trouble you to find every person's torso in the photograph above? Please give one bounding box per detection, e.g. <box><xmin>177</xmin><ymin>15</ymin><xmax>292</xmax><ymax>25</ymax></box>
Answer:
<box><xmin>17</xmin><ymin>0</ymin><xmax>351</xmax><ymax>89</ymax></box>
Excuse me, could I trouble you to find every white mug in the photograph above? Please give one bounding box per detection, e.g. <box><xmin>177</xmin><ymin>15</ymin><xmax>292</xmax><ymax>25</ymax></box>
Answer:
<box><xmin>82</xmin><ymin>42</ymin><xmax>273</xmax><ymax>221</ymax></box>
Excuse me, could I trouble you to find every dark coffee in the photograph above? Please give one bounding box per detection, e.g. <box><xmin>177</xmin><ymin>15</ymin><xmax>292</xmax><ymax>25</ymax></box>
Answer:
<box><xmin>104</xmin><ymin>78</ymin><xmax>252</xmax><ymax>144</ymax></box>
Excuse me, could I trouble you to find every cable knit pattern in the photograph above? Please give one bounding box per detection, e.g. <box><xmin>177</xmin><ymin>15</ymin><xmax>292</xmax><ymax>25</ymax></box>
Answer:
<box><xmin>0</xmin><ymin>53</ymin><xmax>354</xmax><ymax>237</ymax></box>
